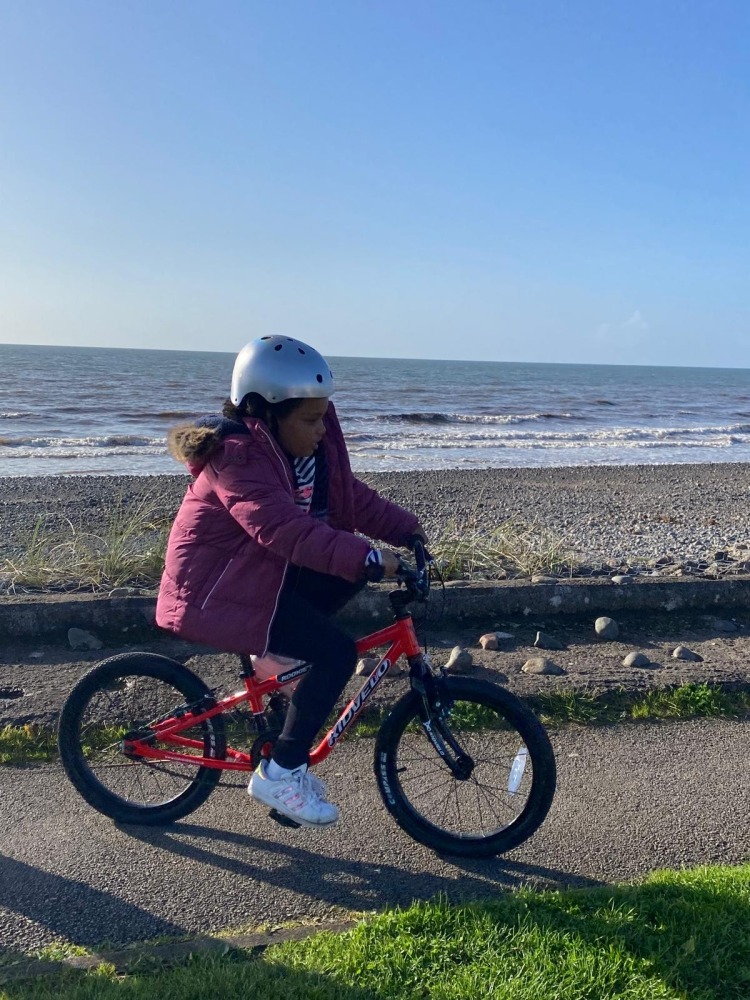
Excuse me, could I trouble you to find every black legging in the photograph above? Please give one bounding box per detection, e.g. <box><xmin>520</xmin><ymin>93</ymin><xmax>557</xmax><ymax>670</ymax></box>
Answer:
<box><xmin>267</xmin><ymin>565</ymin><xmax>365</xmax><ymax>770</ymax></box>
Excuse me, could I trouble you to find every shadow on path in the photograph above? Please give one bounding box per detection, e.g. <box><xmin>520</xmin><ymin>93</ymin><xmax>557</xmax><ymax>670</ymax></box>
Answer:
<box><xmin>0</xmin><ymin>853</ymin><xmax>185</xmax><ymax>950</ymax></box>
<box><xmin>125</xmin><ymin>821</ymin><xmax>606</xmax><ymax>917</ymax></box>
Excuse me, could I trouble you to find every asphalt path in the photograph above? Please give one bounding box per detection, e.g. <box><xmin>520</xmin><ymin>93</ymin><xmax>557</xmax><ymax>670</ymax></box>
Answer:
<box><xmin>0</xmin><ymin>717</ymin><xmax>748</xmax><ymax>957</ymax></box>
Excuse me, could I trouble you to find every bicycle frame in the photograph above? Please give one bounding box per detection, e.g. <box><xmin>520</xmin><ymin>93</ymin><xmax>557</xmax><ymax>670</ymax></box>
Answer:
<box><xmin>125</xmin><ymin>611</ymin><xmax>423</xmax><ymax>772</ymax></box>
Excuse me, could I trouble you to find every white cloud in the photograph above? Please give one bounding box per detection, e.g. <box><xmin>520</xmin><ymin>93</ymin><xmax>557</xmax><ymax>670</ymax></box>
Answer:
<box><xmin>621</xmin><ymin>310</ymin><xmax>649</xmax><ymax>332</ymax></box>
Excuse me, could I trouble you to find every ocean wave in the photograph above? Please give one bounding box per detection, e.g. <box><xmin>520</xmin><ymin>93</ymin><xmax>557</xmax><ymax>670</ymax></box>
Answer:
<box><xmin>119</xmin><ymin>410</ymin><xmax>198</xmax><ymax>421</ymax></box>
<box><xmin>378</xmin><ymin>411</ymin><xmax>574</xmax><ymax>425</ymax></box>
<box><xmin>0</xmin><ymin>434</ymin><xmax>163</xmax><ymax>449</ymax></box>
<box><xmin>0</xmin><ymin>412</ymin><xmax>31</xmax><ymax>419</ymax></box>
<box><xmin>1</xmin><ymin>447</ymin><xmax>167</xmax><ymax>461</ymax></box>
<box><xmin>351</xmin><ymin>434</ymin><xmax>750</xmax><ymax>453</ymax></box>
<box><xmin>348</xmin><ymin>421</ymin><xmax>750</xmax><ymax>446</ymax></box>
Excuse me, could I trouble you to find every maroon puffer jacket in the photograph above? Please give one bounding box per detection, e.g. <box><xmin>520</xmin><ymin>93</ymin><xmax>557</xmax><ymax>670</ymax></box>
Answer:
<box><xmin>156</xmin><ymin>404</ymin><xmax>419</xmax><ymax>654</ymax></box>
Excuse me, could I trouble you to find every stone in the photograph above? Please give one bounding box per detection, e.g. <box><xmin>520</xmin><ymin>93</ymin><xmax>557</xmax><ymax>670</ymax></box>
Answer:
<box><xmin>108</xmin><ymin>587</ymin><xmax>140</xmax><ymax>598</ymax></box>
<box><xmin>672</xmin><ymin>645</ymin><xmax>703</xmax><ymax>662</ymax></box>
<box><xmin>68</xmin><ymin>628</ymin><xmax>104</xmax><ymax>651</ymax></box>
<box><xmin>355</xmin><ymin>656</ymin><xmax>380</xmax><ymax>676</ymax></box>
<box><xmin>712</xmin><ymin>619</ymin><xmax>738</xmax><ymax>633</ymax></box>
<box><xmin>534</xmin><ymin>631</ymin><xmax>566</xmax><ymax>651</ymax></box>
<box><xmin>531</xmin><ymin>575</ymin><xmax>557</xmax><ymax>584</ymax></box>
<box><xmin>493</xmin><ymin>631</ymin><xmax>514</xmax><ymax>640</ymax></box>
<box><xmin>479</xmin><ymin>633</ymin><xmax>499</xmax><ymax>650</ymax></box>
<box><xmin>445</xmin><ymin>646</ymin><xmax>473</xmax><ymax>672</ymax></box>
<box><xmin>610</xmin><ymin>575</ymin><xmax>630</xmax><ymax>585</ymax></box>
<box><xmin>622</xmin><ymin>652</ymin><xmax>652</xmax><ymax>668</ymax></box>
<box><xmin>595</xmin><ymin>617</ymin><xmax>619</xmax><ymax>640</ymax></box>
<box><xmin>521</xmin><ymin>657</ymin><xmax>566</xmax><ymax>676</ymax></box>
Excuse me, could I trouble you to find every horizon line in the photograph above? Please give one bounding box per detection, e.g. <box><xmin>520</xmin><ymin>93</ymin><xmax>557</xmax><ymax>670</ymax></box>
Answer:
<box><xmin>1</xmin><ymin>340</ymin><xmax>749</xmax><ymax>374</ymax></box>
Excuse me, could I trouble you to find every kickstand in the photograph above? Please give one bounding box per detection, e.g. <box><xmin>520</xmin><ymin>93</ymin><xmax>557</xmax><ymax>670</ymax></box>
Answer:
<box><xmin>269</xmin><ymin>808</ymin><xmax>302</xmax><ymax>829</ymax></box>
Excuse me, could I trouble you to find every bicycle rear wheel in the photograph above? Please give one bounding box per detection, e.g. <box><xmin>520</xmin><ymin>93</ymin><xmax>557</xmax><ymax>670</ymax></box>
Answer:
<box><xmin>374</xmin><ymin>677</ymin><xmax>556</xmax><ymax>857</ymax></box>
<box><xmin>58</xmin><ymin>652</ymin><xmax>227</xmax><ymax>825</ymax></box>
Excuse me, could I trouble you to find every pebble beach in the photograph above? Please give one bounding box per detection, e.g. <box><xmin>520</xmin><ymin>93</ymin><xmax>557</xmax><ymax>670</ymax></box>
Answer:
<box><xmin>2</xmin><ymin>462</ymin><xmax>750</xmax><ymax>579</ymax></box>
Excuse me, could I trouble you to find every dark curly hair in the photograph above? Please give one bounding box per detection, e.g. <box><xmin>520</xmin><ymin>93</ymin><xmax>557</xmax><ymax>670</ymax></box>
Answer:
<box><xmin>222</xmin><ymin>392</ymin><xmax>305</xmax><ymax>433</ymax></box>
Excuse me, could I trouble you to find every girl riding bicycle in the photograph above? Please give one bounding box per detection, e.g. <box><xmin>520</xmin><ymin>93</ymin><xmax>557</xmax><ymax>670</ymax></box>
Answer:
<box><xmin>156</xmin><ymin>336</ymin><xmax>426</xmax><ymax>829</ymax></box>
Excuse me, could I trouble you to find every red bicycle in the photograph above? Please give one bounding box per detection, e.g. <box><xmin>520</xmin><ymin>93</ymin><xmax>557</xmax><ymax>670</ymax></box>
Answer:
<box><xmin>58</xmin><ymin>543</ymin><xmax>556</xmax><ymax>857</ymax></box>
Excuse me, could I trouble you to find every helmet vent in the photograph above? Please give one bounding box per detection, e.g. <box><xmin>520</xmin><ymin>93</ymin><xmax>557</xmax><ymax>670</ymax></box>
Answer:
<box><xmin>260</xmin><ymin>336</ymin><xmax>271</xmax><ymax>340</ymax></box>
<box><xmin>298</xmin><ymin>348</ymin><xmax>306</xmax><ymax>354</ymax></box>
<box><xmin>274</xmin><ymin>344</ymin><xmax>283</xmax><ymax>351</ymax></box>
<box><xmin>316</xmin><ymin>374</ymin><xmax>323</xmax><ymax>383</ymax></box>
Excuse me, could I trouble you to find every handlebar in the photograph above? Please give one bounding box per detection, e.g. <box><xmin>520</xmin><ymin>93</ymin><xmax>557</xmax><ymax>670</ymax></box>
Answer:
<box><xmin>396</xmin><ymin>538</ymin><xmax>432</xmax><ymax>602</ymax></box>
<box><xmin>363</xmin><ymin>538</ymin><xmax>432</xmax><ymax>602</ymax></box>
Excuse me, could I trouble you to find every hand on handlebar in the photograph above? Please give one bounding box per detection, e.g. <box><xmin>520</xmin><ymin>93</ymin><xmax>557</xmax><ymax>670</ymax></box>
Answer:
<box><xmin>381</xmin><ymin>549</ymin><xmax>403</xmax><ymax>578</ymax></box>
<box><xmin>404</xmin><ymin>527</ymin><xmax>428</xmax><ymax>550</ymax></box>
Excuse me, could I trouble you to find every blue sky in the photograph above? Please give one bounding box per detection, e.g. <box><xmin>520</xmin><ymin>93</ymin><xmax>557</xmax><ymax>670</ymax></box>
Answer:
<box><xmin>1</xmin><ymin>1</ymin><xmax>748</xmax><ymax>366</ymax></box>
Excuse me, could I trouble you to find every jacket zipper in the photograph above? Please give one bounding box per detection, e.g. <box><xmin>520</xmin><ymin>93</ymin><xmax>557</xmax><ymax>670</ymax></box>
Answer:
<box><xmin>200</xmin><ymin>558</ymin><xmax>234</xmax><ymax>610</ymax></box>
<box><xmin>255</xmin><ymin>421</ymin><xmax>293</xmax><ymax>654</ymax></box>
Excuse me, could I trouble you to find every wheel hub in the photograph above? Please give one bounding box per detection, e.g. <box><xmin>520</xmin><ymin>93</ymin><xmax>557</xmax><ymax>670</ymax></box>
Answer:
<box><xmin>452</xmin><ymin>753</ymin><xmax>474</xmax><ymax>780</ymax></box>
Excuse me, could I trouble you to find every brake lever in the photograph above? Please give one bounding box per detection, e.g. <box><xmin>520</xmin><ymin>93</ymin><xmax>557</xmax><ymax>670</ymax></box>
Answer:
<box><xmin>395</xmin><ymin>557</ymin><xmax>416</xmax><ymax>586</ymax></box>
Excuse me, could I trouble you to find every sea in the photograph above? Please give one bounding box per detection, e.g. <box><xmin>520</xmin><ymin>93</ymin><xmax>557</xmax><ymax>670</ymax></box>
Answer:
<box><xmin>3</xmin><ymin>343</ymin><xmax>750</xmax><ymax>477</ymax></box>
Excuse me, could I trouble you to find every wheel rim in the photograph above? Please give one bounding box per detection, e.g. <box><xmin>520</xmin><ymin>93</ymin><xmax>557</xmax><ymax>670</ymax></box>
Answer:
<box><xmin>72</xmin><ymin>671</ymin><xmax>219</xmax><ymax>810</ymax></box>
<box><xmin>392</xmin><ymin>695</ymin><xmax>537</xmax><ymax>841</ymax></box>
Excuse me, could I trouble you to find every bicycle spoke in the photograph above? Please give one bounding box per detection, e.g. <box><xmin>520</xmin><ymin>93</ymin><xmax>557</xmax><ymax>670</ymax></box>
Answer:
<box><xmin>75</xmin><ymin>670</ymin><xmax>216</xmax><ymax>809</ymax></box>
<box><xmin>385</xmin><ymin>692</ymin><xmax>542</xmax><ymax>841</ymax></box>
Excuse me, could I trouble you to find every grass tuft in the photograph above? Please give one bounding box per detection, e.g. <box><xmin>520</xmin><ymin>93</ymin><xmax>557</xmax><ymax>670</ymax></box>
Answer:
<box><xmin>0</xmin><ymin>724</ymin><xmax>59</xmax><ymax>765</ymax></box>
<box><xmin>1</xmin><ymin>495</ymin><xmax>171</xmax><ymax>593</ymax></box>
<box><xmin>430</xmin><ymin>516</ymin><xmax>580</xmax><ymax>580</ymax></box>
<box><xmin>533</xmin><ymin>682</ymin><xmax>750</xmax><ymax>727</ymax></box>
<box><xmin>1</xmin><ymin>505</ymin><xmax>579</xmax><ymax>592</ymax></box>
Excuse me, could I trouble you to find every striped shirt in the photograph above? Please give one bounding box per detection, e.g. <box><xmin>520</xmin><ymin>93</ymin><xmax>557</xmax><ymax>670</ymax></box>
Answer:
<box><xmin>292</xmin><ymin>455</ymin><xmax>316</xmax><ymax>512</ymax></box>
<box><xmin>292</xmin><ymin>448</ymin><xmax>329</xmax><ymax>519</ymax></box>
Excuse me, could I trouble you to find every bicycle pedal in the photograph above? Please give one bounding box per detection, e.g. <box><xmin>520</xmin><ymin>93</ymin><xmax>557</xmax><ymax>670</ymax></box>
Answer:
<box><xmin>268</xmin><ymin>808</ymin><xmax>302</xmax><ymax>829</ymax></box>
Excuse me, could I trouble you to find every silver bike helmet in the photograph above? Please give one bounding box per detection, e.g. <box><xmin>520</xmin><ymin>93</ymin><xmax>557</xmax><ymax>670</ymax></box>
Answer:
<box><xmin>230</xmin><ymin>336</ymin><xmax>334</xmax><ymax>405</ymax></box>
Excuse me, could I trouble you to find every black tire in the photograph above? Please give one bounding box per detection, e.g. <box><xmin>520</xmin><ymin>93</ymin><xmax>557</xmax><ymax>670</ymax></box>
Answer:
<box><xmin>58</xmin><ymin>652</ymin><xmax>227</xmax><ymax>825</ymax></box>
<box><xmin>374</xmin><ymin>677</ymin><xmax>556</xmax><ymax>857</ymax></box>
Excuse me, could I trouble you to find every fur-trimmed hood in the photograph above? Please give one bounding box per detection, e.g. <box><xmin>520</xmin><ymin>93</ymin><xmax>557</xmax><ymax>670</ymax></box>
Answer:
<box><xmin>168</xmin><ymin>416</ymin><xmax>249</xmax><ymax>472</ymax></box>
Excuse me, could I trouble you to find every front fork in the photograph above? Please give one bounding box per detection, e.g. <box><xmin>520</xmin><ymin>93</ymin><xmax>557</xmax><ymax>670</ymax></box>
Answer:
<box><xmin>408</xmin><ymin>654</ymin><xmax>475</xmax><ymax>780</ymax></box>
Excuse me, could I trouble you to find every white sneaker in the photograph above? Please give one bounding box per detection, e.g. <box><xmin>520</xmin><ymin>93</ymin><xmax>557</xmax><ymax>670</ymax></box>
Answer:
<box><xmin>248</xmin><ymin>761</ymin><xmax>339</xmax><ymax>827</ymax></box>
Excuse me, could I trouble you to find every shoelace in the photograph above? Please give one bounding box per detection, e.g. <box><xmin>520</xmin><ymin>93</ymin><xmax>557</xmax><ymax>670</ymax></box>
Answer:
<box><xmin>307</xmin><ymin>771</ymin><xmax>327</xmax><ymax>799</ymax></box>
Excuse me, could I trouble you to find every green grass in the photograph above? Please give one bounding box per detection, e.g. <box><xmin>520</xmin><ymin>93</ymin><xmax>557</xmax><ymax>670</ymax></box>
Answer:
<box><xmin>0</xmin><ymin>724</ymin><xmax>59</xmax><ymax>765</ymax></box>
<box><xmin>3</xmin><ymin>864</ymin><xmax>749</xmax><ymax>998</ymax></box>
<box><xmin>2</xmin><ymin>682</ymin><xmax>748</xmax><ymax>767</ymax></box>
<box><xmin>533</xmin><ymin>682</ymin><xmax>750</xmax><ymax>727</ymax></box>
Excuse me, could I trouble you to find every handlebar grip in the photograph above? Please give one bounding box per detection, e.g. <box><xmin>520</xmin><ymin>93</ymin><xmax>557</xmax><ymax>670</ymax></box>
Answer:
<box><xmin>364</xmin><ymin>561</ymin><xmax>385</xmax><ymax>583</ymax></box>
<box><xmin>406</xmin><ymin>536</ymin><xmax>432</xmax><ymax>570</ymax></box>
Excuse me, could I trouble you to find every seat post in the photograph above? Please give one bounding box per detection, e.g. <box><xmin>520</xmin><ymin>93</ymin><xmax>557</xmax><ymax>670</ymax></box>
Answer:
<box><xmin>239</xmin><ymin>654</ymin><xmax>255</xmax><ymax>678</ymax></box>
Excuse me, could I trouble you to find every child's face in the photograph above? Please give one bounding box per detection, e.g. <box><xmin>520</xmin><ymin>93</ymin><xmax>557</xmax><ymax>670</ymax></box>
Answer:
<box><xmin>275</xmin><ymin>397</ymin><xmax>329</xmax><ymax>458</ymax></box>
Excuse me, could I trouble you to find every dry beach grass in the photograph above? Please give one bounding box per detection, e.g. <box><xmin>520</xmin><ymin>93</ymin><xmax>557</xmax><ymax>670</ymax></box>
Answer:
<box><xmin>2</xmin><ymin>463</ymin><xmax>750</xmax><ymax>590</ymax></box>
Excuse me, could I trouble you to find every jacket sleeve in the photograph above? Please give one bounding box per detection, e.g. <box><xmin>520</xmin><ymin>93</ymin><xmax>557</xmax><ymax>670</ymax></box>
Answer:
<box><xmin>351</xmin><ymin>475</ymin><xmax>420</xmax><ymax>547</ymax></box>
<box><xmin>213</xmin><ymin>441</ymin><xmax>371</xmax><ymax>582</ymax></box>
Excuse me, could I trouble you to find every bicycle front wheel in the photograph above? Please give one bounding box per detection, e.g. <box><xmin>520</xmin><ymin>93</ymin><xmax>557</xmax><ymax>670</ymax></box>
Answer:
<box><xmin>58</xmin><ymin>652</ymin><xmax>227</xmax><ymax>825</ymax></box>
<box><xmin>374</xmin><ymin>677</ymin><xmax>556</xmax><ymax>857</ymax></box>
